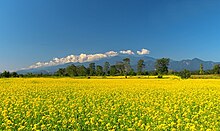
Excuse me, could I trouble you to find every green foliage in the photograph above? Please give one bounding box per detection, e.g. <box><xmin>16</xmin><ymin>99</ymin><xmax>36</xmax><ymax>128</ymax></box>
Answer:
<box><xmin>1</xmin><ymin>71</ymin><xmax>11</xmax><ymax>78</ymax></box>
<box><xmin>88</xmin><ymin>63</ymin><xmax>96</xmax><ymax>76</ymax></box>
<box><xmin>110</xmin><ymin>65</ymin><xmax>117</xmax><ymax>76</ymax></box>
<box><xmin>128</xmin><ymin>69</ymin><xmax>136</xmax><ymax>76</ymax></box>
<box><xmin>115</xmin><ymin>61</ymin><xmax>125</xmax><ymax>75</ymax></box>
<box><xmin>137</xmin><ymin>59</ymin><xmax>145</xmax><ymax>75</ymax></box>
<box><xmin>77</xmin><ymin>65</ymin><xmax>87</xmax><ymax>76</ymax></box>
<box><xmin>103</xmin><ymin>62</ymin><xmax>110</xmax><ymax>75</ymax></box>
<box><xmin>96</xmin><ymin>65</ymin><xmax>103</xmax><ymax>76</ymax></box>
<box><xmin>66</xmin><ymin>64</ymin><xmax>78</xmax><ymax>77</ymax></box>
<box><xmin>155</xmin><ymin>58</ymin><xmax>170</xmax><ymax>75</ymax></box>
<box><xmin>0</xmin><ymin>71</ymin><xmax>19</xmax><ymax>78</ymax></box>
<box><xmin>200</xmin><ymin>64</ymin><xmax>204</xmax><ymax>75</ymax></box>
<box><xmin>56</xmin><ymin>68</ymin><xmax>66</xmax><ymax>76</ymax></box>
<box><xmin>179</xmin><ymin>69</ymin><xmax>191</xmax><ymax>79</ymax></box>
<box><xmin>213</xmin><ymin>64</ymin><xmax>220</xmax><ymax>74</ymax></box>
<box><xmin>11</xmin><ymin>72</ymin><xmax>19</xmax><ymax>77</ymax></box>
<box><xmin>123</xmin><ymin>58</ymin><xmax>131</xmax><ymax>76</ymax></box>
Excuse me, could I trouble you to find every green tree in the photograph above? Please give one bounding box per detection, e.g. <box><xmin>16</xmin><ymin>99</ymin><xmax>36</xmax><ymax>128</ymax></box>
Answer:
<box><xmin>115</xmin><ymin>62</ymin><xmax>125</xmax><ymax>75</ymax></box>
<box><xmin>77</xmin><ymin>65</ymin><xmax>87</xmax><ymax>76</ymax></box>
<box><xmin>88</xmin><ymin>63</ymin><xmax>96</xmax><ymax>76</ymax></box>
<box><xmin>26</xmin><ymin>73</ymin><xmax>34</xmax><ymax>77</ymax></box>
<box><xmin>123</xmin><ymin>58</ymin><xmax>131</xmax><ymax>76</ymax></box>
<box><xmin>1</xmin><ymin>71</ymin><xmax>10</xmax><ymax>78</ymax></box>
<box><xmin>200</xmin><ymin>64</ymin><xmax>204</xmax><ymax>75</ymax></box>
<box><xmin>66</xmin><ymin>64</ymin><xmax>78</xmax><ymax>77</ymax></box>
<box><xmin>213</xmin><ymin>64</ymin><xmax>220</xmax><ymax>74</ymax></box>
<box><xmin>128</xmin><ymin>68</ymin><xmax>136</xmax><ymax>76</ymax></box>
<box><xmin>56</xmin><ymin>68</ymin><xmax>66</xmax><ymax>76</ymax></box>
<box><xmin>11</xmin><ymin>72</ymin><xmax>19</xmax><ymax>77</ymax></box>
<box><xmin>155</xmin><ymin>58</ymin><xmax>170</xmax><ymax>75</ymax></box>
<box><xmin>179</xmin><ymin>69</ymin><xmax>191</xmax><ymax>79</ymax></box>
<box><xmin>137</xmin><ymin>59</ymin><xmax>145</xmax><ymax>75</ymax></box>
<box><xmin>103</xmin><ymin>62</ymin><xmax>110</xmax><ymax>75</ymax></box>
<box><xmin>96</xmin><ymin>65</ymin><xmax>103</xmax><ymax>76</ymax></box>
<box><xmin>110</xmin><ymin>65</ymin><xmax>117</xmax><ymax>76</ymax></box>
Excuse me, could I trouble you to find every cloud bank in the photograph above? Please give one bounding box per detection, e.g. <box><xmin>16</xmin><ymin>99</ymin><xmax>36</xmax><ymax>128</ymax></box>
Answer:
<box><xmin>137</xmin><ymin>49</ymin><xmax>150</xmax><ymax>55</ymax></box>
<box><xmin>28</xmin><ymin>51</ymin><xmax>118</xmax><ymax>69</ymax></box>
<box><xmin>120</xmin><ymin>50</ymin><xmax>135</xmax><ymax>55</ymax></box>
<box><xmin>27</xmin><ymin>48</ymin><xmax>150</xmax><ymax>69</ymax></box>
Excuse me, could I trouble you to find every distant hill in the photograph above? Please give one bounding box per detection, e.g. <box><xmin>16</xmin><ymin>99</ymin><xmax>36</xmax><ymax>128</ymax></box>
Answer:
<box><xmin>17</xmin><ymin>55</ymin><xmax>220</xmax><ymax>74</ymax></box>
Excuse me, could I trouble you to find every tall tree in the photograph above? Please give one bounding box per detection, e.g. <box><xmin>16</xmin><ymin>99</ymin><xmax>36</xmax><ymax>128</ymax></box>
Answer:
<box><xmin>96</xmin><ymin>65</ymin><xmax>103</xmax><ymax>76</ymax></box>
<box><xmin>155</xmin><ymin>58</ymin><xmax>170</xmax><ymax>75</ymax></box>
<box><xmin>179</xmin><ymin>69</ymin><xmax>191</xmax><ymax>79</ymax></box>
<box><xmin>128</xmin><ymin>68</ymin><xmax>136</xmax><ymax>76</ymax></box>
<box><xmin>110</xmin><ymin>65</ymin><xmax>117</xmax><ymax>76</ymax></box>
<box><xmin>56</xmin><ymin>68</ymin><xmax>66</xmax><ymax>76</ymax></box>
<box><xmin>11</xmin><ymin>72</ymin><xmax>19</xmax><ymax>77</ymax></box>
<box><xmin>66</xmin><ymin>64</ymin><xmax>78</xmax><ymax>76</ymax></box>
<box><xmin>137</xmin><ymin>59</ymin><xmax>145</xmax><ymax>75</ymax></box>
<box><xmin>88</xmin><ymin>63</ymin><xmax>96</xmax><ymax>76</ymax></box>
<box><xmin>200</xmin><ymin>64</ymin><xmax>204</xmax><ymax>75</ymax></box>
<box><xmin>213</xmin><ymin>64</ymin><xmax>220</xmax><ymax>74</ymax></box>
<box><xmin>123</xmin><ymin>58</ymin><xmax>131</xmax><ymax>76</ymax></box>
<box><xmin>115</xmin><ymin>61</ymin><xmax>125</xmax><ymax>75</ymax></box>
<box><xmin>103</xmin><ymin>62</ymin><xmax>110</xmax><ymax>75</ymax></box>
<box><xmin>77</xmin><ymin>65</ymin><xmax>87</xmax><ymax>76</ymax></box>
<box><xmin>1</xmin><ymin>71</ymin><xmax>10</xmax><ymax>78</ymax></box>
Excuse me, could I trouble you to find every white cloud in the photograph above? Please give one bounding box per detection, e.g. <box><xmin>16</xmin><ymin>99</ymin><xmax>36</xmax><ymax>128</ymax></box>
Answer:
<box><xmin>27</xmin><ymin>51</ymin><xmax>119</xmax><ymax>69</ymax></box>
<box><xmin>137</xmin><ymin>48</ymin><xmax>150</xmax><ymax>55</ymax></box>
<box><xmin>120</xmin><ymin>50</ymin><xmax>135</xmax><ymax>55</ymax></box>
<box><xmin>105</xmin><ymin>51</ymin><xmax>118</xmax><ymax>57</ymax></box>
<box><xmin>25</xmin><ymin>49</ymin><xmax>150</xmax><ymax>69</ymax></box>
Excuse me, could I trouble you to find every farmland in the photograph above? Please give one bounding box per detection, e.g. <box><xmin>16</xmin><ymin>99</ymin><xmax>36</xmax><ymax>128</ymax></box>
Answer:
<box><xmin>0</xmin><ymin>78</ymin><xmax>220</xmax><ymax>130</ymax></box>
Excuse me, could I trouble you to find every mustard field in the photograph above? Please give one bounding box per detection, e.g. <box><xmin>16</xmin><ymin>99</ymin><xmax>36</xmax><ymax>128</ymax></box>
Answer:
<box><xmin>0</xmin><ymin>78</ymin><xmax>220</xmax><ymax>130</ymax></box>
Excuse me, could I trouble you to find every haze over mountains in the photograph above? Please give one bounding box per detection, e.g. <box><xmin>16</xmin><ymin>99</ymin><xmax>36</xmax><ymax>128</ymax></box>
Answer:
<box><xmin>17</xmin><ymin>54</ymin><xmax>220</xmax><ymax>74</ymax></box>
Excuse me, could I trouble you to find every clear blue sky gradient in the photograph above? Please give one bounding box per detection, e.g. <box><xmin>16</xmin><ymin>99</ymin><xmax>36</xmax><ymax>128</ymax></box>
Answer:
<box><xmin>1</xmin><ymin>0</ymin><xmax>220</xmax><ymax>71</ymax></box>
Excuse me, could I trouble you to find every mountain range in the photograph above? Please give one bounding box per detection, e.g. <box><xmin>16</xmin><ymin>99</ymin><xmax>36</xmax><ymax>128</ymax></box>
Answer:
<box><xmin>17</xmin><ymin>55</ymin><xmax>220</xmax><ymax>74</ymax></box>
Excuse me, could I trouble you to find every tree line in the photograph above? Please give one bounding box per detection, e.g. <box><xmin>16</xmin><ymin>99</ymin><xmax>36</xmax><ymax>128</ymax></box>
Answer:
<box><xmin>55</xmin><ymin>58</ymin><xmax>147</xmax><ymax>77</ymax></box>
<box><xmin>1</xmin><ymin>58</ymin><xmax>220</xmax><ymax>79</ymax></box>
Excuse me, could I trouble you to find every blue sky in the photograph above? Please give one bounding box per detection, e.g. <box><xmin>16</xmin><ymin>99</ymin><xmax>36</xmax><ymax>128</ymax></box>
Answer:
<box><xmin>1</xmin><ymin>0</ymin><xmax>220</xmax><ymax>71</ymax></box>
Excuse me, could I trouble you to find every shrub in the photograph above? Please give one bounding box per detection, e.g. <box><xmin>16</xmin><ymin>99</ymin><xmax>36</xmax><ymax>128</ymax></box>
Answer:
<box><xmin>179</xmin><ymin>69</ymin><xmax>191</xmax><ymax>79</ymax></box>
